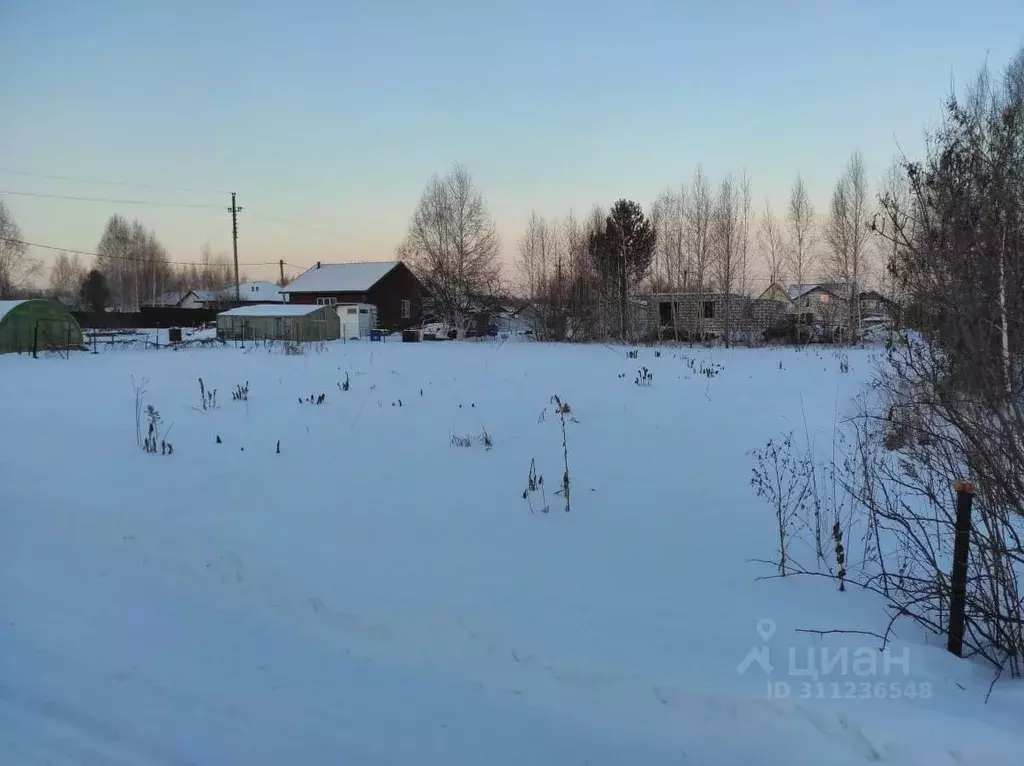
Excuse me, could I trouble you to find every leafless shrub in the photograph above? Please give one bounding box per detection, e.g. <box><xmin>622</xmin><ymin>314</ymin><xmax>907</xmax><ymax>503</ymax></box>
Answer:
<box><xmin>141</xmin><ymin>405</ymin><xmax>173</xmax><ymax>455</ymax></box>
<box><xmin>198</xmin><ymin>377</ymin><xmax>218</xmax><ymax>409</ymax></box>
<box><xmin>522</xmin><ymin>458</ymin><xmax>549</xmax><ymax>513</ymax></box>
<box><xmin>841</xmin><ymin>49</ymin><xmax>1024</xmax><ymax>673</ymax></box>
<box><xmin>749</xmin><ymin>433</ymin><xmax>813</xmax><ymax>576</ymax></box>
<box><xmin>232</xmin><ymin>382</ymin><xmax>249</xmax><ymax>402</ymax></box>
<box><xmin>132</xmin><ymin>375</ymin><xmax>148</xmax><ymax>449</ymax></box>
<box><xmin>551</xmin><ymin>395</ymin><xmax>576</xmax><ymax>512</ymax></box>
<box><xmin>838</xmin><ymin>356</ymin><xmax>1024</xmax><ymax>674</ymax></box>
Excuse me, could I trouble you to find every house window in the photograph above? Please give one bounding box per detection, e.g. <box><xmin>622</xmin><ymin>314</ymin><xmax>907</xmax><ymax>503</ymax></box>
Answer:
<box><xmin>316</xmin><ymin>297</ymin><xmax>337</xmax><ymax>306</ymax></box>
<box><xmin>359</xmin><ymin>308</ymin><xmax>368</xmax><ymax>314</ymax></box>
<box><xmin>347</xmin><ymin>308</ymin><xmax>357</xmax><ymax>315</ymax></box>
<box><xmin>702</xmin><ymin>301</ymin><xmax>715</xmax><ymax>319</ymax></box>
<box><xmin>401</xmin><ymin>299</ymin><xmax>411</xmax><ymax>319</ymax></box>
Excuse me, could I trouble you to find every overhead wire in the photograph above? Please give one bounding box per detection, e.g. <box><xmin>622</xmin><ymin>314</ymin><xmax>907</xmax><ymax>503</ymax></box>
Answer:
<box><xmin>0</xmin><ymin>175</ymin><xmax>335</xmax><ymax>267</ymax></box>
<box><xmin>0</xmin><ymin>167</ymin><xmax>231</xmax><ymax>195</ymax></box>
<box><xmin>0</xmin><ymin>189</ymin><xmax>223</xmax><ymax>209</ymax></box>
<box><xmin>0</xmin><ymin>236</ymin><xmax>284</xmax><ymax>269</ymax></box>
<box><xmin>0</xmin><ymin>177</ymin><xmax>325</xmax><ymax>273</ymax></box>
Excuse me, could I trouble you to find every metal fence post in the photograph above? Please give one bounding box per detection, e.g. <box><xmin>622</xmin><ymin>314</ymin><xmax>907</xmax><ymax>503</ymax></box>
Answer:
<box><xmin>947</xmin><ymin>480</ymin><xmax>975</xmax><ymax>657</ymax></box>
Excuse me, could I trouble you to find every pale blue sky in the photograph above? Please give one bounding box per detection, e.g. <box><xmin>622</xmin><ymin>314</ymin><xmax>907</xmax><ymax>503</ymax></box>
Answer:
<box><xmin>2</xmin><ymin>0</ymin><xmax>1022</xmax><ymax>283</ymax></box>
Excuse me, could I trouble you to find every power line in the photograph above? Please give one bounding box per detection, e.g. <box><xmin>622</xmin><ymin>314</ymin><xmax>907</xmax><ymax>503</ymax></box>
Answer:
<box><xmin>0</xmin><ymin>190</ymin><xmax>222</xmax><ymax>209</ymax></box>
<box><xmin>0</xmin><ymin>167</ymin><xmax>230</xmax><ymax>195</ymax></box>
<box><xmin>0</xmin><ymin>236</ymin><xmax>282</xmax><ymax>269</ymax></box>
<box><xmin>0</xmin><ymin>169</ymin><xmax>336</xmax><ymax>229</ymax></box>
<box><xmin>2</xmin><ymin>185</ymin><xmax>340</xmax><ymax>239</ymax></box>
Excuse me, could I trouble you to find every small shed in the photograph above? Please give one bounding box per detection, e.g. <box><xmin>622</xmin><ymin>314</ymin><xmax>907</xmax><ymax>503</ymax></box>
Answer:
<box><xmin>0</xmin><ymin>299</ymin><xmax>84</xmax><ymax>354</ymax></box>
<box><xmin>337</xmin><ymin>303</ymin><xmax>378</xmax><ymax>339</ymax></box>
<box><xmin>217</xmin><ymin>303</ymin><xmax>340</xmax><ymax>342</ymax></box>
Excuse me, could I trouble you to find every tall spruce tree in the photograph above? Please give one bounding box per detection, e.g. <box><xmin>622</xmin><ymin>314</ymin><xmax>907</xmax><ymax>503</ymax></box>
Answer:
<box><xmin>587</xmin><ymin>199</ymin><xmax>655</xmax><ymax>339</ymax></box>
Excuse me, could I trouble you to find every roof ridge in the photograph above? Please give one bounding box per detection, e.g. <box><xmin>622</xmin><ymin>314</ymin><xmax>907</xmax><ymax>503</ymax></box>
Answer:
<box><xmin>315</xmin><ymin>259</ymin><xmax>398</xmax><ymax>266</ymax></box>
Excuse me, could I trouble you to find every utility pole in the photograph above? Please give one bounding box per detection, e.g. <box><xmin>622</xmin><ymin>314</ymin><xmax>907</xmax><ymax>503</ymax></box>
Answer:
<box><xmin>279</xmin><ymin>259</ymin><xmax>285</xmax><ymax>287</ymax></box>
<box><xmin>228</xmin><ymin>192</ymin><xmax>243</xmax><ymax>301</ymax></box>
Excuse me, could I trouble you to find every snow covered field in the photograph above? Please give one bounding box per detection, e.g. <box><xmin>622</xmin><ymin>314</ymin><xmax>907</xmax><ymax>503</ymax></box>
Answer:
<box><xmin>2</xmin><ymin>339</ymin><xmax>1022</xmax><ymax>765</ymax></box>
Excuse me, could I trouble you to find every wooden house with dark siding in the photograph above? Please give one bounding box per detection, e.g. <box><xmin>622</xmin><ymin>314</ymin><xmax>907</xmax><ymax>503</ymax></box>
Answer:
<box><xmin>281</xmin><ymin>261</ymin><xmax>424</xmax><ymax>332</ymax></box>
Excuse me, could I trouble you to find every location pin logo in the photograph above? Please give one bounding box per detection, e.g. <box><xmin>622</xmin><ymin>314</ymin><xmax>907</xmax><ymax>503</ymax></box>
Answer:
<box><xmin>756</xmin><ymin>618</ymin><xmax>776</xmax><ymax>642</ymax></box>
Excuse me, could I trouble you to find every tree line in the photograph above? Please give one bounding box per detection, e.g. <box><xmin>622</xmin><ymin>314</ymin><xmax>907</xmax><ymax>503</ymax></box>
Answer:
<box><xmin>394</xmin><ymin>150</ymin><xmax>886</xmax><ymax>344</ymax></box>
<box><xmin>0</xmin><ymin>209</ymin><xmax>240</xmax><ymax>310</ymax></box>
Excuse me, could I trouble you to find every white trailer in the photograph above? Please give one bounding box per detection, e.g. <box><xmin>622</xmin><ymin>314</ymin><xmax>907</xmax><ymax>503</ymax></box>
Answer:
<box><xmin>337</xmin><ymin>303</ymin><xmax>378</xmax><ymax>339</ymax></box>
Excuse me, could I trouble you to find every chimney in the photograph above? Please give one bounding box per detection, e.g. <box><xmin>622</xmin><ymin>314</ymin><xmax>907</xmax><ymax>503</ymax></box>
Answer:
<box><xmin>316</xmin><ymin>261</ymin><xmax>321</xmax><ymax>269</ymax></box>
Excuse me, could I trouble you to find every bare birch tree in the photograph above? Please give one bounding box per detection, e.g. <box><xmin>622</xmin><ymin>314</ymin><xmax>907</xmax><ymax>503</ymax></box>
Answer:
<box><xmin>650</xmin><ymin>189</ymin><xmax>673</xmax><ymax>292</ymax></box>
<box><xmin>95</xmin><ymin>215</ymin><xmax>132</xmax><ymax>309</ymax></box>
<box><xmin>560</xmin><ymin>209</ymin><xmax>596</xmax><ymax>340</ymax></box>
<box><xmin>826</xmin><ymin>151</ymin><xmax>870</xmax><ymax>340</ymax></box>
<box><xmin>94</xmin><ymin>215</ymin><xmax>173</xmax><ymax>310</ymax></box>
<box><xmin>759</xmin><ymin>199</ymin><xmax>787</xmax><ymax>286</ymax></box>
<box><xmin>651</xmin><ymin>188</ymin><xmax>686</xmax><ymax>290</ymax></box>
<box><xmin>193</xmin><ymin>244</ymin><xmax>236</xmax><ymax>292</ymax></box>
<box><xmin>673</xmin><ymin>186</ymin><xmax>688</xmax><ymax>292</ymax></box>
<box><xmin>651</xmin><ymin>187</ymin><xmax>687</xmax><ymax>338</ymax></box>
<box><xmin>737</xmin><ymin>171</ymin><xmax>753</xmax><ymax>298</ymax></box>
<box><xmin>685</xmin><ymin>167</ymin><xmax>714</xmax><ymax>341</ymax></box>
<box><xmin>48</xmin><ymin>252</ymin><xmax>86</xmax><ymax>304</ymax></box>
<box><xmin>877</xmin><ymin>159</ymin><xmax>913</xmax><ymax>313</ymax></box>
<box><xmin>786</xmin><ymin>174</ymin><xmax>817</xmax><ymax>287</ymax></box>
<box><xmin>517</xmin><ymin>211</ymin><xmax>546</xmax><ymax>300</ymax></box>
<box><xmin>736</xmin><ymin>172</ymin><xmax>754</xmax><ymax>342</ymax></box>
<box><xmin>543</xmin><ymin>217</ymin><xmax>567</xmax><ymax>340</ymax></box>
<box><xmin>398</xmin><ymin>163</ymin><xmax>502</xmax><ymax>334</ymax></box>
<box><xmin>713</xmin><ymin>174</ymin><xmax>742</xmax><ymax>347</ymax></box>
<box><xmin>516</xmin><ymin>212</ymin><xmax>560</xmax><ymax>339</ymax></box>
<box><xmin>584</xmin><ymin>205</ymin><xmax>614</xmax><ymax>337</ymax></box>
<box><xmin>0</xmin><ymin>202</ymin><xmax>42</xmax><ymax>298</ymax></box>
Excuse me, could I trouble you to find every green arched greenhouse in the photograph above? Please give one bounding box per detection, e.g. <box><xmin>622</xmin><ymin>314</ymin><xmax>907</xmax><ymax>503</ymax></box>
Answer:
<box><xmin>0</xmin><ymin>300</ymin><xmax>84</xmax><ymax>355</ymax></box>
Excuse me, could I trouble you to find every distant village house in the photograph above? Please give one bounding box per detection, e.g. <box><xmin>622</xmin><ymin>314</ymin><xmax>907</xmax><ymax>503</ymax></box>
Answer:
<box><xmin>280</xmin><ymin>260</ymin><xmax>423</xmax><ymax>332</ymax></box>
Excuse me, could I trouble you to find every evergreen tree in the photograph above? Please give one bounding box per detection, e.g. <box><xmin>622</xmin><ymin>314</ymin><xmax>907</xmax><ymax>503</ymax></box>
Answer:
<box><xmin>80</xmin><ymin>269</ymin><xmax>110</xmax><ymax>313</ymax></box>
<box><xmin>587</xmin><ymin>199</ymin><xmax>656</xmax><ymax>339</ymax></box>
